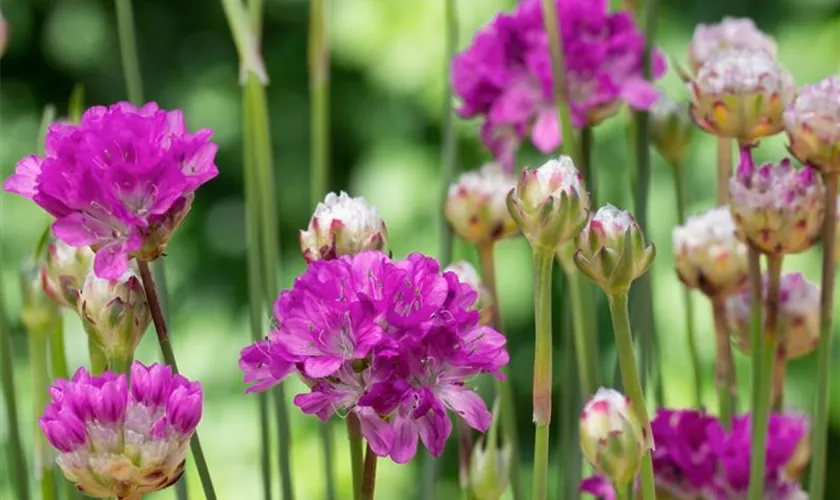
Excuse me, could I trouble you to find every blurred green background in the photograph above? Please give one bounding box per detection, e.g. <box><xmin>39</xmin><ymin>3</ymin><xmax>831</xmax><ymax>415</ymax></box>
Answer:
<box><xmin>2</xmin><ymin>0</ymin><xmax>840</xmax><ymax>498</ymax></box>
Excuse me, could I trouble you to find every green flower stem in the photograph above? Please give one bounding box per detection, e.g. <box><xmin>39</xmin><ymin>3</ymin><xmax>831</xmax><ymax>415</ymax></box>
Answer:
<box><xmin>360</xmin><ymin>444</ymin><xmax>379</xmax><ymax>500</ymax></box>
<box><xmin>477</xmin><ymin>243</ymin><xmax>523</xmax><ymax>500</ymax></box>
<box><xmin>30</xmin><ymin>330</ymin><xmax>57</xmax><ymax>500</ymax></box>
<box><xmin>771</xmin><ymin>332</ymin><xmax>788</xmax><ymax>412</ymax></box>
<box><xmin>615</xmin><ymin>482</ymin><xmax>631</xmax><ymax>500</ymax></box>
<box><xmin>455</xmin><ymin>418</ymin><xmax>474</xmax><ymax>494</ymax></box>
<box><xmin>716</xmin><ymin>138</ymin><xmax>731</xmax><ymax>204</ymax></box>
<box><xmin>115</xmin><ymin>0</ymin><xmax>143</xmax><ymax>105</ymax></box>
<box><xmin>309</xmin><ymin>0</ymin><xmax>330</xmax><ymax>207</ymax></box>
<box><xmin>107</xmin><ymin>352</ymin><xmax>134</xmax><ymax>375</ymax></box>
<box><xmin>137</xmin><ymin>260</ymin><xmax>217</xmax><ymax>500</ymax></box>
<box><xmin>606</xmin><ymin>290</ymin><xmax>655</xmax><ymax>500</ymax></box>
<box><xmin>531</xmin><ymin>249</ymin><xmax>554</xmax><ymax>500</ymax></box>
<box><xmin>0</xmin><ymin>273</ymin><xmax>29</xmax><ymax>500</ymax></box>
<box><xmin>347</xmin><ymin>414</ymin><xmax>364</xmax><ymax>499</ymax></box>
<box><xmin>745</xmin><ymin>248</ymin><xmax>769</xmax><ymax>500</ymax></box>
<box><xmin>48</xmin><ymin>315</ymin><xmax>69</xmax><ymax>379</ymax></box>
<box><xmin>566</xmin><ymin>268</ymin><xmax>600</xmax><ymax>398</ymax></box>
<box><xmin>711</xmin><ymin>296</ymin><xmax>736</xmax><ymax>427</ymax></box>
<box><xmin>88</xmin><ymin>339</ymin><xmax>108</xmax><ymax>375</ymax></box>
<box><xmin>809</xmin><ymin>171</ymin><xmax>839</xmax><ymax>500</ymax></box>
<box><xmin>580</xmin><ymin>126</ymin><xmax>595</xmax><ymax>205</ymax></box>
<box><xmin>557</xmin><ymin>274</ymin><xmax>582</xmax><ymax>500</ymax></box>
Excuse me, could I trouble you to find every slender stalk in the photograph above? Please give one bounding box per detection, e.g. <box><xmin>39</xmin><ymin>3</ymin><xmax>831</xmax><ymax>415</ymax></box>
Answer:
<box><xmin>745</xmin><ymin>248</ymin><xmax>765</xmax><ymax>500</ymax></box>
<box><xmin>88</xmin><ymin>339</ymin><xmax>107</xmax><ymax>375</ymax></box>
<box><xmin>455</xmin><ymin>418</ymin><xmax>474</xmax><ymax>494</ymax></box>
<box><xmin>566</xmin><ymin>269</ymin><xmax>600</xmax><ymax>397</ymax></box>
<box><xmin>49</xmin><ymin>315</ymin><xmax>69</xmax><ymax>379</ymax></box>
<box><xmin>30</xmin><ymin>330</ymin><xmax>57</xmax><ymax>500</ymax></box>
<box><xmin>580</xmin><ymin>126</ymin><xmax>595</xmax><ymax>205</ymax></box>
<box><xmin>716</xmin><ymin>138</ymin><xmax>731</xmax><ymax>204</ymax></box>
<box><xmin>347</xmin><ymin>414</ymin><xmax>364</xmax><ymax>499</ymax></box>
<box><xmin>309</xmin><ymin>0</ymin><xmax>330</xmax><ymax>206</ymax></box>
<box><xmin>711</xmin><ymin>296</ymin><xmax>736</xmax><ymax>427</ymax></box>
<box><xmin>531</xmin><ymin>249</ymin><xmax>554</xmax><ymax>500</ymax></box>
<box><xmin>360</xmin><ymin>444</ymin><xmax>379</xmax><ymax>500</ymax></box>
<box><xmin>115</xmin><ymin>0</ymin><xmax>143</xmax><ymax>105</ymax></box>
<box><xmin>808</xmin><ymin>171</ymin><xmax>839</xmax><ymax>500</ymax></box>
<box><xmin>137</xmin><ymin>260</ymin><xmax>217</xmax><ymax>500</ymax></box>
<box><xmin>615</xmin><ymin>483</ymin><xmax>631</xmax><ymax>500</ymax></box>
<box><xmin>557</xmin><ymin>275</ymin><xmax>582</xmax><ymax>500</ymax></box>
<box><xmin>0</xmin><ymin>279</ymin><xmax>29</xmax><ymax>500</ymax></box>
<box><xmin>606</xmin><ymin>290</ymin><xmax>655</xmax><ymax>500</ymax></box>
<box><xmin>771</xmin><ymin>327</ymin><xmax>788</xmax><ymax>412</ymax></box>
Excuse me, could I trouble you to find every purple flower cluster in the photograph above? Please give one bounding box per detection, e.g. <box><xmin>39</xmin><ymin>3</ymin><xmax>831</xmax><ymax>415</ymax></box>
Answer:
<box><xmin>3</xmin><ymin>102</ymin><xmax>219</xmax><ymax>280</ymax></box>
<box><xmin>238</xmin><ymin>251</ymin><xmax>509</xmax><ymax>463</ymax></box>
<box><xmin>580</xmin><ymin>409</ymin><xmax>807</xmax><ymax>499</ymax></box>
<box><xmin>452</xmin><ymin>0</ymin><xmax>666</xmax><ymax>170</ymax></box>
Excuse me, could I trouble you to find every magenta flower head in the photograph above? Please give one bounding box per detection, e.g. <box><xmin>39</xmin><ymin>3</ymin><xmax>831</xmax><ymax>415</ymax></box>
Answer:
<box><xmin>726</xmin><ymin>272</ymin><xmax>819</xmax><ymax>360</ymax></box>
<box><xmin>3</xmin><ymin>102</ymin><xmax>219</xmax><ymax>280</ymax></box>
<box><xmin>299</xmin><ymin>191</ymin><xmax>389</xmax><ymax>262</ymax></box>
<box><xmin>39</xmin><ymin>362</ymin><xmax>201</xmax><ymax>498</ymax></box>
<box><xmin>687</xmin><ymin>17</ymin><xmax>777</xmax><ymax>75</ymax></box>
<box><xmin>689</xmin><ymin>49</ymin><xmax>795</xmax><ymax>144</ymax></box>
<box><xmin>785</xmin><ymin>76</ymin><xmax>840</xmax><ymax>174</ymax></box>
<box><xmin>729</xmin><ymin>150</ymin><xmax>825</xmax><ymax>256</ymax></box>
<box><xmin>238</xmin><ymin>251</ymin><xmax>509</xmax><ymax>464</ymax></box>
<box><xmin>452</xmin><ymin>0</ymin><xmax>666</xmax><ymax>171</ymax></box>
<box><xmin>40</xmin><ymin>237</ymin><xmax>94</xmax><ymax>309</ymax></box>
<box><xmin>445</xmin><ymin>163</ymin><xmax>518</xmax><ymax>246</ymax></box>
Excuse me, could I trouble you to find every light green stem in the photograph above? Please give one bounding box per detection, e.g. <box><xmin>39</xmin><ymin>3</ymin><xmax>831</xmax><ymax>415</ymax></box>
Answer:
<box><xmin>711</xmin><ymin>297</ymin><xmax>736</xmax><ymax>428</ymax></box>
<box><xmin>30</xmin><ymin>331</ymin><xmax>57</xmax><ymax>500</ymax></box>
<box><xmin>88</xmin><ymin>338</ymin><xmax>108</xmax><ymax>375</ymax></box>
<box><xmin>615</xmin><ymin>482</ymin><xmax>631</xmax><ymax>500</ymax></box>
<box><xmin>309</xmin><ymin>0</ymin><xmax>330</xmax><ymax>206</ymax></box>
<box><xmin>106</xmin><ymin>351</ymin><xmax>134</xmax><ymax>375</ymax></box>
<box><xmin>809</xmin><ymin>172</ymin><xmax>838</xmax><ymax>500</ymax></box>
<box><xmin>115</xmin><ymin>0</ymin><xmax>144</xmax><ymax>105</ymax></box>
<box><xmin>606</xmin><ymin>290</ymin><xmax>655</xmax><ymax>500</ymax></box>
<box><xmin>531</xmin><ymin>249</ymin><xmax>554</xmax><ymax>500</ymax></box>
<box><xmin>567</xmin><ymin>269</ymin><xmax>600</xmax><ymax>397</ymax></box>
<box><xmin>49</xmin><ymin>315</ymin><xmax>69</xmax><ymax>379</ymax></box>
<box><xmin>348</xmin><ymin>414</ymin><xmax>364</xmax><ymax>500</ymax></box>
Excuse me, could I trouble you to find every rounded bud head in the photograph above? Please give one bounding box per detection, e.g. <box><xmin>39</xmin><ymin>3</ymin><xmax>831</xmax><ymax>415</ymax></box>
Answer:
<box><xmin>469</xmin><ymin>435</ymin><xmax>512</xmax><ymax>500</ymax></box>
<box><xmin>579</xmin><ymin>388</ymin><xmax>647</xmax><ymax>487</ymax></box>
<box><xmin>689</xmin><ymin>49</ymin><xmax>795</xmax><ymax>143</ymax></box>
<box><xmin>574</xmin><ymin>205</ymin><xmax>655</xmax><ymax>293</ymax></box>
<box><xmin>506</xmin><ymin>156</ymin><xmax>589</xmax><ymax>252</ymax></box>
<box><xmin>687</xmin><ymin>17</ymin><xmax>777</xmax><ymax>75</ymax></box>
<box><xmin>445</xmin><ymin>163</ymin><xmax>518</xmax><ymax>246</ymax></box>
<box><xmin>300</xmin><ymin>191</ymin><xmax>388</xmax><ymax>262</ymax></box>
<box><xmin>729</xmin><ymin>153</ymin><xmax>825</xmax><ymax>256</ymax></box>
<box><xmin>42</xmin><ymin>238</ymin><xmax>94</xmax><ymax>309</ymax></box>
<box><xmin>650</xmin><ymin>95</ymin><xmax>693</xmax><ymax>167</ymax></box>
<box><xmin>78</xmin><ymin>268</ymin><xmax>151</xmax><ymax>363</ymax></box>
<box><xmin>784</xmin><ymin>76</ymin><xmax>840</xmax><ymax>174</ymax></box>
<box><xmin>726</xmin><ymin>273</ymin><xmax>819</xmax><ymax>360</ymax></box>
<box><xmin>444</xmin><ymin>261</ymin><xmax>493</xmax><ymax>326</ymax></box>
<box><xmin>20</xmin><ymin>257</ymin><xmax>61</xmax><ymax>335</ymax></box>
<box><xmin>673</xmin><ymin>206</ymin><xmax>749</xmax><ymax>298</ymax></box>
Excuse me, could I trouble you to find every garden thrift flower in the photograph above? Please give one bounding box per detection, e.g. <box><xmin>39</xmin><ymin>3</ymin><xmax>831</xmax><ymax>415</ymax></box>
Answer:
<box><xmin>445</xmin><ymin>261</ymin><xmax>493</xmax><ymax>326</ymax></box>
<box><xmin>784</xmin><ymin>76</ymin><xmax>840</xmax><ymax>174</ymax></box>
<box><xmin>507</xmin><ymin>155</ymin><xmax>589</xmax><ymax>251</ymax></box>
<box><xmin>41</xmin><ymin>238</ymin><xmax>94</xmax><ymax>309</ymax></box>
<box><xmin>445</xmin><ymin>163</ymin><xmax>518</xmax><ymax>246</ymax></box>
<box><xmin>650</xmin><ymin>95</ymin><xmax>693</xmax><ymax>167</ymax></box>
<box><xmin>299</xmin><ymin>191</ymin><xmax>388</xmax><ymax>262</ymax></box>
<box><xmin>238</xmin><ymin>251</ymin><xmax>508</xmax><ymax>464</ymax></box>
<box><xmin>77</xmin><ymin>268</ymin><xmax>151</xmax><ymax>369</ymax></box>
<box><xmin>726</xmin><ymin>273</ymin><xmax>820</xmax><ymax>360</ymax></box>
<box><xmin>729</xmin><ymin>150</ymin><xmax>825</xmax><ymax>255</ymax></box>
<box><xmin>574</xmin><ymin>204</ymin><xmax>654</xmax><ymax>293</ymax></box>
<box><xmin>673</xmin><ymin>207</ymin><xmax>748</xmax><ymax>298</ymax></box>
<box><xmin>39</xmin><ymin>362</ymin><xmax>202</xmax><ymax>499</ymax></box>
<box><xmin>689</xmin><ymin>49</ymin><xmax>795</xmax><ymax>144</ymax></box>
<box><xmin>2</xmin><ymin>102</ymin><xmax>219</xmax><ymax>280</ymax></box>
<box><xmin>687</xmin><ymin>17</ymin><xmax>777</xmax><ymax>75</ymax></box>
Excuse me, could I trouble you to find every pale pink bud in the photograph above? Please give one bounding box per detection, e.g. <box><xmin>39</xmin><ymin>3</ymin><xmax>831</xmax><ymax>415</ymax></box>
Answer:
<box><xmin>687</xmin><ymin>17</ymin><xmax>777</xmax><ymax>75</ymax></box>
<box><xmin>445</xmin><ymin>163</ymin><xmax>518</xmax><ymax>245</ymax></box>
<box><xmin>299</xmin><ymin>191</ymin><xmax>388</xmax><ymax>262</ymax></box>
<box><xmin>784</xmin><ymin>76</ymin><xmax>840</xmax><ymax>174</ymax></box>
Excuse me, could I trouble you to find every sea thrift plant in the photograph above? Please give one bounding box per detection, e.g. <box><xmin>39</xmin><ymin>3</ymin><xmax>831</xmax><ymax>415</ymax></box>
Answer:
<box><xmin>726</xmin><ymin>273</ymin><xmax>819</xmax><ymax>360</ymax></box>
<box><xmin>299</xmin><ymin>191</ymin><xmax>389</xmax><ymax>262</ymax></box>
<box><xmin>40</xmin><ymin>238</ymin><xmax>94</xmax><ymax>310</ymax></box>
<box><xmin>444</xmin><ymin>163</ymin><xmax>518</xmax><ymax>246</ymax></box>
<box><xmin>673</xmin><ymin>206</ymin><xmax>749</xmax><ymax>298</ymax></box>
<box><xmin>2</xmin><ymin>102</ymin><xmax>219</xmax><ymax>279</ymax></box>
<box><xmin>687</xmin><ymin>17</ymin><xmax>777</xmax><ymax>75</ymax></box>
<box><xmin>39</xmin><ymin>363</ymin><xmax>202</xmax><ymax>499</ymax></box>
<box><xmin>451</xmin><ymin>0</ymin><xmax>666</xmax><ymax>170</ymax></box>
<box><xmin>784</xmin><ymin>76</ymin><xmax>840</xmax><ymax>174</ymax></box>
<box><xmin>728</xmin><ymin>150</ymin><xmax>825</xmax><ymax>256</ymax></box>
<box><xmin>238</xmin><ymin>251</ymin><xmax>508</xmax><ymax>464</ymax></box>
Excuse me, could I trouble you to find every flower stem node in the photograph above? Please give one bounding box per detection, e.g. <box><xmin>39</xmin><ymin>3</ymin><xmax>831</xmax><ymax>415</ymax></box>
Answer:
<box><xmin>445</xmin><ymin>163</ymin><xmax>518</xmax><ymax>246</ymax></box>
<box><xmin>41</xmin><ymin>238</ymin><xmax>94</xmax><ymax>309</ymax></box>
<box><xmin>650</xmin><ymin>95</ymin><xmax>693</xmax><ymax>167</ymax></box>
<box><xmin>300</xmin><ymin>191</ymin><xmax>389</xmax><ymax>262</ymax></box>
<box><xmin>784</xmin><ymin>76</ymin><xmax>840</xmax><ymax>174</ymax></box>
<box><xmin>573</xmin><ymin>204</ymin><xmax>654</xmax><ymax>293</ymax></box>
<box><xmin>506</xmin><ymin>155</ymin><xmax>589</xmax><ymax>253</ymax></box>
<box><xmin>579</xmin><ymin>388</ymin><xmax>647</xmax><ymax>487</ymax></box>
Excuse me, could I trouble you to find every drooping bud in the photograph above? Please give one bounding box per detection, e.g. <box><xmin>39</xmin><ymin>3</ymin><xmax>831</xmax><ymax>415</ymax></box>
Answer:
<box><xmin>784</xmin><ymin>76</ymin><xmax>840</xmax><ymax>174</ymax></box>
<box><xmin>729</xmin><ymin>150</ymin><xmax>825</xmax><ymax>256</ymax></box>
<box><xmin>300</xmin><ymin>191</ymin><xmax>388</xmax><ymax>262</ymax></box>
<box><xmin>650</xmin><ymin>95</ymin><xmax>693</xmax><ymax>167</ymax></box>
<box><xmin>673</xmin><ymin>206</ymin><xmax>749</xmax><ymax>298</ymax></box>
<box><xmin>445</xmin><ymin>163</ymin><xmax>518</xmax><ymax>246</ymax></box>
<box><xmin>687</xmin><ymin>17</ymin><xmax>777</xmax><ymax>75</ymax></box>
<box><xmin>506</xmin><ymin>156</ymin><xmax>589</xmax><ymax>252</ymax></box>
<box><xmin>689</xmin><ymin>49</ymin><xmax>795</xmax><ymax>144</ymax></box>
<box><xmin>579</xmin><ymin>388</ymin><xmax>647</xmax><ymax>487</ymax></box>
<box><xmin>20</xmin><ymin>258</ymin><xmax>61</xmax><ymax>335</ymax></box>
<box><xmin>726</xmin><ymin>273</ymin><xmax>819</xmax><ymax>359</ymax></box>
<box><xmin>77</xmin><ymin>268</ymin><xmax>151</xmax><ymax>369</ymax></box>
<box><xmin>574</xmin><ymin>205</ymin><xmax>655</xmax><ymax>293</ymax></box>
<box><xmin>469</xmin><ymin>399</ymin><xmax>511</xmax><ymax>500</ymax></box>
<box><xmin>41</xmin><ymin>238</ymin><xmax>94</xmax><ymax>309</ymax></box>
<box><xmin>444</xmin><ymin>261</ymin><xmax>493</xmax><ymax>326</ymax></box>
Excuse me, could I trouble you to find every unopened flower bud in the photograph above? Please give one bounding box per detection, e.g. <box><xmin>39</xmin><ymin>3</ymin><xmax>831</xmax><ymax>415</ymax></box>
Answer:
<box><xmin>580</xmin><ymin>388</ymin><xmax>647</xmax><ymax>487</ymax></box>
<box><xmin>687</xmin><ymin>17</ymin><xmax>777</xmax><ymax>75</ymax></box>
<box><xmin>20</xmin><ymin>258</ymin><xmax>61</xmax><ymax>335</ymax></box>
<box><xmin>445</xmin><ymin>163</ymin><xmax>518</xmax><ymax>246</ymax></box>
<box><xmin>507</xmin><ymin>156</ymin><xmax>589</xmax><ymax>252</ymax></box>
<box><xmin>784</xmin><ymin>76</ymin><xmax>840</xmax><ymax>174</ymax></box>
<box><xmin>729</xmin><ymin>151</ymin><xmax>825</xmax><ymax>256</ymax></box>
<box><xmin>650</xmin><ymin>95</ymin><xmax>693</xmax><ymax>167</ymax></box>
<box><xmin>574</xmin><ymin>205</ymin><xmax>655</xmax><ymax>293</ymax></box>
<box><xmin>445</xmin><ymin>261</ymin><xmax>493</xmax><ymax>326</ymax></box>
<box><xmin>469</xmin><ymin>416</ymin><xmax>511</xmax><ymax>500</ymax></box>
<box><xmin>673</xmin><ymin>207</ymin><xmax>748</xmax><ymax>298</ymax></box>
<box><xmin>726</xmin><ymin>273</ymin><xmax>819</xmax><ymax>359</ymax></box>
<box><xmin>41</xmin><ymin>238</ymin><xmax>94</xmax><ymax>309</ymax></box>
<box><xmin>77</xmin><ymin>268</ymin><xmax>150</xmax><ymax>367</ymax></box>
<box><xmin>300</xmin><ymin>191</ymin><xmax>388</xmax><ymax>262</ymax></box>
<box><xmin>689</xmin><ymin>49</ymin><xmax>795</xmax><ymax>143</ymax></box>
